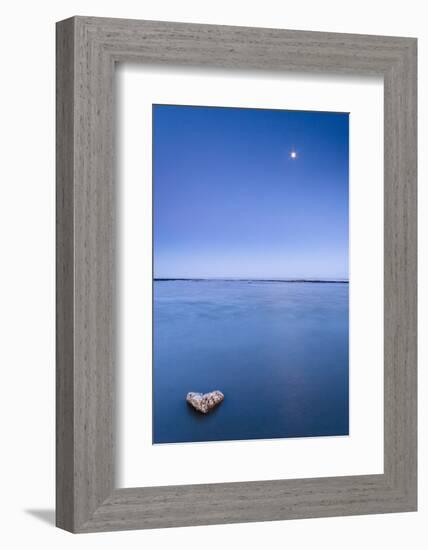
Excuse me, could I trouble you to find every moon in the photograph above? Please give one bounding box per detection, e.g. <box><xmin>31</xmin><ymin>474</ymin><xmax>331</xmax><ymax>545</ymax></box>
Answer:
<box><xmin>290</xmin><ymin>151</ymin><xmax>297</xmax><ymax>159</ymax></box>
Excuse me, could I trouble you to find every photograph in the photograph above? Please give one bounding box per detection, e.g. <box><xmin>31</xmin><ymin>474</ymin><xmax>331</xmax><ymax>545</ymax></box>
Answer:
<box><xmin>152</xmin><ymin>103</ymin><xmax>349</xmax><ymax>444</ymax></box>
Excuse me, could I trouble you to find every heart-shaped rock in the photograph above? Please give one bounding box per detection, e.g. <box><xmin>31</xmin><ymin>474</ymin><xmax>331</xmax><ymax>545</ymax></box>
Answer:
<box><xmin>186</xmin><ymin>391</ymin><xmax>224</xmax><ymax>414</ymax></box>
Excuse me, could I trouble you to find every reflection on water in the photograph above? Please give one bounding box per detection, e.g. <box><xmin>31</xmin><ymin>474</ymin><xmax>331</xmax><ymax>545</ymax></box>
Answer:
<box><xmin>153</xmin><ymin>280</ymin><xmax>349</xmax><ymax>444</ymax></box>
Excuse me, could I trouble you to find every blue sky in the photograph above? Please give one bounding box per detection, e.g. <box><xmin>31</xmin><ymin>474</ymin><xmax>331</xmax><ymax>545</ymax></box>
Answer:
<box><xmin>153</xmin><ymin>104</ymin><xmax>349</xmax><ymax>279</ymax></box>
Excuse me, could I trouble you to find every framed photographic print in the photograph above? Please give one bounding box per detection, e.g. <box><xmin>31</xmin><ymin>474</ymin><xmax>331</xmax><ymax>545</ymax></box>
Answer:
<box><xmin>56</xmin><ymin>17</ymin><xmax>417</xmax><ymax>532</ymax></box>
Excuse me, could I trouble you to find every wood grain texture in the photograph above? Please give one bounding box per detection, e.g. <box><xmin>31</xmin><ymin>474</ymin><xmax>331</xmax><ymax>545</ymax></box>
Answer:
<box><xmin>56</xmin><ymin>18</ymin><xmax>75</xmax><ymax>532</ymax></box>
<box><xmin>56</xmin><ymin>16</ymin><xmax>417</xmax><ymax>533</ymax></box>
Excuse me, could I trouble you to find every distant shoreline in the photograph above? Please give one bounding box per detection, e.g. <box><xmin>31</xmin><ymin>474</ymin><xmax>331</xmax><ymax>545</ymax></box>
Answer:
<box><xmin>154</xmin><ymin>278</ymin><xmax>349</xmax><ymax>284</ymax></box>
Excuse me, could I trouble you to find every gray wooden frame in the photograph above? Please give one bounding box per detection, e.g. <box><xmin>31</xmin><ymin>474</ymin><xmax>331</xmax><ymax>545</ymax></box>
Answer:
<box><xmin>56</xmin><ymin>16</ymin><xmax>417</xmax><ymax>533</ymax></box>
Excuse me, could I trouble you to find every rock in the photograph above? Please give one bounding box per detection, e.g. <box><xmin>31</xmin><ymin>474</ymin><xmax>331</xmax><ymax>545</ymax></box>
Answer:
<box><xmin>186</xmin><ymin>390</ymin><xmax>224</xmax><ymax>414</ymax></box>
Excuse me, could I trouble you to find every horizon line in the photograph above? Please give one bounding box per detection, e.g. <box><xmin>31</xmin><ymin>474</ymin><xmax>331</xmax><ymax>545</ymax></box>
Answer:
<box><xmin>154</xmin><ymin>277</ymin><xmax>349</xmax><ymax>283</ymax></box>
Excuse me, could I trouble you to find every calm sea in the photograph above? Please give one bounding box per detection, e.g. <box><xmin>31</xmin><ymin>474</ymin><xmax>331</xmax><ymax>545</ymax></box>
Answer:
<box><xmin>153</xmin><ymin>280</ymin><xmax>349</xmax><ymax>444</ymax></box>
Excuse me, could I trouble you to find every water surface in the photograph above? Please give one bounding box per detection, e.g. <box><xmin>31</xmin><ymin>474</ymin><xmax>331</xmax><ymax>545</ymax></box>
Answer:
<box><xmin>153</xmin><ymin>280</ymin><xmax>349</xmax><ymax>444</ymax></box>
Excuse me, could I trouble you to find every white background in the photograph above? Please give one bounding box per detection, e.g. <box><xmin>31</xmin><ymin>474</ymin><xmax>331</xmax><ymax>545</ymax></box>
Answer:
<box><xmin>118</xmin><ymin>67</ymin><xmax>384</xmax><ymax>487</ymax></box>
<box><xmin>0</xmin><ymin>1</ymin><xmax>426</xmax><ymax>549</ymax></box>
